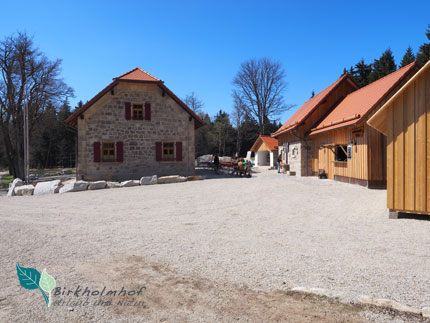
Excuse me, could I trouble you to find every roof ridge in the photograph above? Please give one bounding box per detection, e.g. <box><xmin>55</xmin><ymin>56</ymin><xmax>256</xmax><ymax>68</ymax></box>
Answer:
<box><xmin>347</xmin><ymin>62</ymin><xmax>416</xmax><ymax>96</ymax></box>
<box><xmin>114</xmin><ymin>67</ymin><xmax>161</xmax><ymax>81</ymax></box>
<box><xmin>273</xmin><ymin>73</ymin><xmax>353</xmax><ymax>136</ymax></box>
<box><xmin>135</xmin><ymin>67</ymin><xmax>161</xmax><ymax>81</ymax></box>
<box><xmin>114</xmin><ymin>67</ymin><xmax>139</xmax><ymax>80</ymax></box>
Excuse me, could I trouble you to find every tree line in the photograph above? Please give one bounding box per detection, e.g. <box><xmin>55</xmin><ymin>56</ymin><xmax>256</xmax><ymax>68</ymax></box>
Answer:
<box><xmin>1</xmin><ymin>25</ymin><xmax>429</xmax><ymax>176</ymax></box>
<box><xmin>342</xmin><ymin>25</ymin><xmax>430</xmax><ymax>87</ymax></box>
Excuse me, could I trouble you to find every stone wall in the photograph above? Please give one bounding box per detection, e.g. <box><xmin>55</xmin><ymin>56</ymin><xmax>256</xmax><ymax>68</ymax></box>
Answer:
<box><xmin>77</xmin><ymin>83</ymin><xmax>195</xmax><ymax>181</ymax></box>
<box><xmin>287</xmin><ymin>141</ymin><xmax>312</xmax><ymax>176</ymax></box>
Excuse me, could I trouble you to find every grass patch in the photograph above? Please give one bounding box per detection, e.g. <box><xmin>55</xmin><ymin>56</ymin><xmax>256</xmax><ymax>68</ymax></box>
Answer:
<box><xmin>1</xmin><ymin>175</ymin><xmax>13</xmax><ymax>189</ymax></box>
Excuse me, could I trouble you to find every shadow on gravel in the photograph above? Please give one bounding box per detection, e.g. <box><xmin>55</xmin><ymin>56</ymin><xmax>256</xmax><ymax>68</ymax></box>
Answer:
<box><xmin>397</xmin><ymin>213</ymin><xmax>430</xmax><ymax>221</ymax></box>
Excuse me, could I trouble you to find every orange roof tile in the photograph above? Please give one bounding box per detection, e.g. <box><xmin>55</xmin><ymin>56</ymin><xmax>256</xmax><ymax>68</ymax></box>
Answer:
<box><xmin>250</xmin><ymin>135</ymin><xmax>278</xmax><ymax>152</ymax></box>
<box><xmin>272</xmin><ymin>74</ymin><xmax>358</xmax><ymax>137</ymax></box>
<box><xmin>308</xmin><ymin>62</ymin><xmax>419</xmax><ymax>136</ymax></box>
<box><xmin>115</xmin><ymin>67</ymin><xmax>160</xmax><ymax>82</ymax></box>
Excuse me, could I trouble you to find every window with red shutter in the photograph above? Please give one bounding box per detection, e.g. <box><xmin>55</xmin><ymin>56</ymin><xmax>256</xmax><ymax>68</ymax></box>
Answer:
<box><xmin>176</xmin><ymin>142</ymin><xmax>182</xmax><ymax>161</ymax></box>
<box><xmin>125</xmin><ymin>102</ymin><xmax>131</xmax><ymax>120</ymax></box>
<box><xmin>116</xmin><ymin>142</ymin><xmax>124</xmax><ymax>162</ymax></box>
<box><xmin>145</xmin><ymin>103</ymin><xmax>151</xmax><ymax>120</ymax></box>
<box><xmin>155</xmin><ymin>142</ymin><xmax>162</xmax><ymax>161</ymax></box>
<box><xmin>93</xmin><ymin>142</ymin><xmax>101</xmax><ymax>162</ymax></box>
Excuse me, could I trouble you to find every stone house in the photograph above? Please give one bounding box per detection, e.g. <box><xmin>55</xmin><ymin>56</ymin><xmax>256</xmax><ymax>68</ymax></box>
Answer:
<box><xmin>65</xmin><ymin>67</ymin><xmax>205</xmax><ymax>181</ymax></box>
<box><xmin>271</xmin><ymin>73</ymin><xmax>359</xmax><ymax>176</ymax></box>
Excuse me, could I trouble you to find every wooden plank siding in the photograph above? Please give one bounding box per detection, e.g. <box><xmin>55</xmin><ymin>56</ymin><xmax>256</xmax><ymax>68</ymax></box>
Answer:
<box><xmin>385</xmin><ymin>67</ymin><xmax>430</xmax><ymax>214</ymax></box>
<box><xmin>310</xmin><ymin>126</ymin><xmax>369</xmax><ymax>181</ymax></box>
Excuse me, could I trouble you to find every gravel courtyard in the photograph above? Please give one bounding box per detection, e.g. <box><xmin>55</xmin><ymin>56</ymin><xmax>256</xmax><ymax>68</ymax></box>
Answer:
<box><xmin>1</xmin><ymin>169</ymin><xmax>430</xmax><ymax>322</ymax></box>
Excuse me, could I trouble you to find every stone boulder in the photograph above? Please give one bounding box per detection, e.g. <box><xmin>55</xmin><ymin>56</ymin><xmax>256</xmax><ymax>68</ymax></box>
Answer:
<box><xmin>14</xmin><ymin>185</ymin><xmax>35</xmax><ymax>196</ymax></box>
<box><xmin>186</xmin><ymin>175</ymin><xmax>203</xmax><ymax>181</ymax></box>
<box><xmin>33</xmin><ymin>180</ymin><xmax>62</xmax><ymax>195</ymax></box>
<box><xmin>157</xmin><ymin>175</ymin><xmax>182</xmax><ymax>184</ymax></box>
<box><xmin>140</xmin><ymin>175</ymin><xmax>158</xmax><ymax>185</ymax></box>
<box><xmin>219</xmin><ymin>156</ymin><xmax>232</xmax><ymax>163</ymax></box>
<box><xmin>106</xmin><ymin>181</ymin><xmax>121</xmax><ymax>188</ymax></box>
<box><xmin>59</xmin><ymin>180</ymin><xmax>89</xmax><ymax>193</ymax></box>
<box><xmin>196</xmin><ymin>154</ymin><xmax>213</xmax><ymax>166</ymax></box>
<box><xmin>120</xmin><ymin>180</ymin><xmax>139</xmax><ymax>187</ymax></box>
<box><xmin>88</xmin><ymin>180</ymin><xmax>107</xmax><ymax>190</ymax></box>
<box><xmin>7</xmin><ymin>178</ymin><xmax>24</xmax><ymax>197</ymax></box>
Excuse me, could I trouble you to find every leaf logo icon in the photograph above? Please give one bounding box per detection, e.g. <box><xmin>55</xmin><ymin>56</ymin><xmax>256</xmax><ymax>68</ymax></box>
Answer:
<box><xmin>39</xmin><ymin>269</ymin><xmax>56</xmax><ymax>307</ymax></box>
<box><xmin>16</xmin><ymin>263</ymin><xmax>55</xmax><ymax>307</ymax></box>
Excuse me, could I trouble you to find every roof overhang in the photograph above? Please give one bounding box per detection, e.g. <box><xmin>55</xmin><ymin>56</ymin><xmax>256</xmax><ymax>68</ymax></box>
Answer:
<box><xmin>368</xmin><ymin>61</ymin><xmax>430</xmax><ymax>136</ymax></box>
<box><xmin>64</xmin><ymin>79</ymin><xmax>206</xmax><ymax>129</ymax></box>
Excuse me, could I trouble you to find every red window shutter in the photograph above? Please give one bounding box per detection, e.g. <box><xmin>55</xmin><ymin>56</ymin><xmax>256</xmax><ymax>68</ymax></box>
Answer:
<box><xmin>125</xmin><ymin>102</ymin><xmax>131</xmax><ymax>120</ymax></box>
<box><xmin>176</xmin><ymin>142</ymin><xmax>182</xmax><ymax>161</ymax></box>
<box><xmin>145</xmin><ymin>103</ymin><xmax>151</xmax><ymax>120</ymax></box>
<box><xmin>155</xmin><ymin>142</ymin><xmax>162</xmax><ymax>161</ymax></box>
<box><xmin>93</xmin><ymin>142</ymin><xmax>101</xmax><ymax>162</ymax></box>
<box><xmin>116</xmin><ymin>142</ymin><xmax>124</xmax><ymax>162</ymax></box>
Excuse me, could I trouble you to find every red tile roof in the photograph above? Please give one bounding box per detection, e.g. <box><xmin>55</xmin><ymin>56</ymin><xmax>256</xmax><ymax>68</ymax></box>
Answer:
<box><xmin>64</xmin><ymin>67</ymin><xmax>205</xmax><ymax>129</ymax></box>
<box><xmin>250</xmin><ymin>135</ymin><xmax>278</xmax><ymax>152</ymax></box>
<box><xmin>308</xmin><ymin>62</ymin><xmax>419</xmax><ymax>136</ymax></box>
<box><xmin>115</xmin><ymin>67</ymin><xmax>160</xmax><ymax>82</ymax></box>
<box><xmin>272</xmin><ymin>74</ymin><xmax>358</xmax><ymax>137</ymax></box>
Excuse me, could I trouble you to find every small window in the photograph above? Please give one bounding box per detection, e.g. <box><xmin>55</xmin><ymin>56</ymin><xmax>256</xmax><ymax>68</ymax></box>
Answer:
<box><xmin>163</xmin><ymin>142</ymin><xmax>174</xmax><ymax>161</ymax></box>
<box><xmin>335</xmin><ymin>145</ymin><xmax>347</xmax><ymax>162</ymax></box>
<box><xmin>132</xmin><ymin>104</ymin><xmax>144</xmax><ymax>120</ymax></box>
<box><xmin>102</xmin><ymin>143</ymin><xmax>116</xmax><ymax>162</ymax></box>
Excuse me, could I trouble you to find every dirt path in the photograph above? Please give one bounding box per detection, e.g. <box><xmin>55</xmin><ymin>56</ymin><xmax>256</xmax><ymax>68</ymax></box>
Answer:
<box><xmin>1</xmin><ymin>255</ymin><xmax>415</xmax><ymax>322</ymax></box>
<box><xmin>2</xmin><ymin>171</ymin><xmax>430</xmax><ymax>321</ymax></box>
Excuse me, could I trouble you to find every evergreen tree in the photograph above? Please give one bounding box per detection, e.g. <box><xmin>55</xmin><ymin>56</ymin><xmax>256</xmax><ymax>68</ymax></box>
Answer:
<box><xmin>417</xmin><ymin>25</ymin><xmax>430</xmax><ymax>66</ymax></box>
<box><xmin>369</xmin><ymin>49</ymin><xmax>397</xmax><ymax>83</ymax></box>
<box><xmin>352</xmin><ymin>59</ymin><xmax>372</xmax><ymax>87</ymax></box>
<box><xmin>195</xmin><ymin>112</ymin><xmax>211</xmax><ymax>157</ymax></box>
<box><xmin>400</xmin><ymin>46</ymin><xmax>415</xmax><ymax>67</ymax></box>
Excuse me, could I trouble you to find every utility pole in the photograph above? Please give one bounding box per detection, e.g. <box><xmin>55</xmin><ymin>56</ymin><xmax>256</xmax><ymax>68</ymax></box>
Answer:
<box><xmin>23</xmin><ymin>87</ymin><xmax>29</xmax><ymax>184</ymax></box>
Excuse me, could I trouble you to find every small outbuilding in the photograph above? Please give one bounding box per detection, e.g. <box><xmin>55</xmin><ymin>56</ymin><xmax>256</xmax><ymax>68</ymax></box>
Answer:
<box><xmin>250</xmin><ymin>135</ymin><xmax>278</xmax><ymax>167</ymax></box>
<box><xmin>368</xmin><ymin>61</ymin><xmax>430</xmax><ymax>216</ymax></box>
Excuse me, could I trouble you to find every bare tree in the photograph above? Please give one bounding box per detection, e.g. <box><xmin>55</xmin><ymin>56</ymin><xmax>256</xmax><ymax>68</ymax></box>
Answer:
<box><xmin>232</xmin><ymin>57</ymin><xmax>292</xmax><ymax>134</ymax></box>
<box><xmin>0</xmin><ymin>32</ymin><xmax>73</xmax><ymax>178</ymax></box>
<box><xmin>231</xmin><ymin>91</ymin><xmax>246</xmax><ymax>154</ymax></box>
<box><xmin>184</xmin><ymin>92</ymin><xmax>204</xmax><ymax>114</ymax></box>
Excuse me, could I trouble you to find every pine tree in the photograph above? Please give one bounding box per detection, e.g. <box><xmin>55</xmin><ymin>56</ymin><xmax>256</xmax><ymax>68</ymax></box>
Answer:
<box><xmin>341</xmin><ymin>67</ymin><xmax>348</xmax><ymax>76</ymax></box>
<box><xmin>417</xmin><ymin>25</ymin><xmax>430</xmax><ymax>66</ymax></box>
<box><xmin>352</xmin><ymin>59</ymin><xmax>372</xmax><ymax>87</ymax></box>
<box><xmin>369</xmin><ymin>49</ymin><xmax>397</xmax><ymax>83</ymax></box>
<box><xmin>400</xmin><ymin>46</ymin><xmax>415</xmax><ymax>67</ymax></box>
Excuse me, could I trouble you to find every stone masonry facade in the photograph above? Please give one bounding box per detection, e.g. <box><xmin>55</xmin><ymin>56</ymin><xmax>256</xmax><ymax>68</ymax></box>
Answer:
<box><xmin>77</xmin><ymin>83</ymin><xmax>195</xmax><ymax>181</ymax></box>
<box><xmin>287</xmin><ymin>141</ymin><xmax>312</xmax><ymax>176</ymax></box>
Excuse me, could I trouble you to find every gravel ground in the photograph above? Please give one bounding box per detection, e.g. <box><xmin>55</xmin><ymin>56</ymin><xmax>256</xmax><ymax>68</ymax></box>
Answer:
<box><xmin>1</xmin><ymin>169</ymin><xmax>430</xmax><ymax>322</ymax></box>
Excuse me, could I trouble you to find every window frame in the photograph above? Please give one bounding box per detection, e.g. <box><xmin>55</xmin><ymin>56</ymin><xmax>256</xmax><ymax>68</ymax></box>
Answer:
<box><xmin>335</xmin><ymin>145</ymin><xmax>348</xmax><ymax>162</ymax></box>
<box><xmin>162</xmin><ymin>142</ymin><xmax>175</xmax><ymax>161</ymax></box>
<box><xmin>132</xmin><ymin>103</ymin><xmax>144</xmax><ymax>120</ymax></box>
<box><xmin>102</xmin><ymin>142</ymin><xmax>116</xmax><ymax>162</ymax></box>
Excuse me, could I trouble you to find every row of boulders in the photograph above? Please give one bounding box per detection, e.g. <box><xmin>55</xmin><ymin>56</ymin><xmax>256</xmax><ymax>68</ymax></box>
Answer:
<box><xmin>8</xmin><ymin>175</ymin><xmax>203</xmax><ymax>197</ymax></box>
<box><xmin>196</xmin><ymin>155</ymin><xmax>233</xmax><ymax>166</ymax></box>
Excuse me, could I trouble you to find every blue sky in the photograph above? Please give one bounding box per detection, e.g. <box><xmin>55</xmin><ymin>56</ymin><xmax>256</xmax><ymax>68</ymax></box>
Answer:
<box><xmin>1</xmin><ymin>0</ymin><xmax>429</xmax><ymax>123</ymax></box>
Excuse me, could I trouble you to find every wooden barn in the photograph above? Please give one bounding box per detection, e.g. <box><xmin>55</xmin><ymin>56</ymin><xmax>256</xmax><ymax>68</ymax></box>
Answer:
<box><xmin>307</xmin><ymin>62</ymin><xmax>419</xmax><ymax>188</ymax></box>
<box><xmin>250</xmin><ymin>135</ymin><xmax>279</xmax><ymax>167</ymax></box>
<box><xmin>368</xmin><ymin>61</ymin><xmax>430</xmax><ymax>216</ymax></box>
<box><xmin>272</xmin><ymin>73</ymin><xmax>359</xmax><ymax>176</ymax></box>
